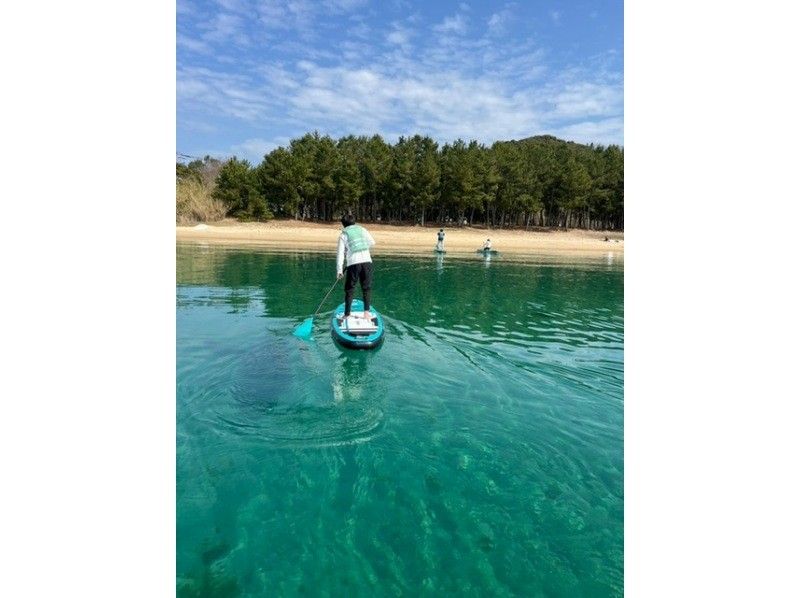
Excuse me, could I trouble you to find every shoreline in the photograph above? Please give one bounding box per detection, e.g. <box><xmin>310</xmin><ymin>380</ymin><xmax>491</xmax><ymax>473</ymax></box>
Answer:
<box><xmin>176</xmin><ymin>219</ymin><xmax>624</xmax><ymax>258</ymax></box>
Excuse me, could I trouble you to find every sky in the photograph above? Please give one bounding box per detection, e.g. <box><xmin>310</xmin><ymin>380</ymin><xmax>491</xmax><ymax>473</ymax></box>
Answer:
<box><xmin>177</xmin><ymin>0</ymin><xmax>623</xmax><ymax>163</ymax></box>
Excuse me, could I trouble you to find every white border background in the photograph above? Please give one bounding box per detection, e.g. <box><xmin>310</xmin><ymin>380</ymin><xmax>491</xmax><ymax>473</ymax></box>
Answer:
<box><xmin>2</xmin><ymin>0</ymin><xmax>799</xmax><ymax>595</ymax></box>
<box><xmin>625</xmin><ymin>0</ymin><xmax>800</xmax><ymax>595</ymax></box>
<box><xmin>2</xmin><ymin>1</ymin><xmax>175</xmax><ymax>594</ymax></box>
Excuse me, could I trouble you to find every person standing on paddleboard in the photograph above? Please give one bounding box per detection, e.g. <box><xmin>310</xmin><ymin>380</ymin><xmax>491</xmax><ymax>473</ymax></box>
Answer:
<box><xmin>436</xmin><ymin>228</ymin><xmax>445</xmax><ymax>251</ymax></box>
<box><xmin>337</xmin><ymin>214</ymin><xmax>376</xmax><ymax>320</ymax></box>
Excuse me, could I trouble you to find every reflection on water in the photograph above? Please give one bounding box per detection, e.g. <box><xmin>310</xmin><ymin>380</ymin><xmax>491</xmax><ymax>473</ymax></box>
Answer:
<box><xmin>177</xmin><ymin>244</ymin><xmax>623</xmax><ymax>596</ymax></box>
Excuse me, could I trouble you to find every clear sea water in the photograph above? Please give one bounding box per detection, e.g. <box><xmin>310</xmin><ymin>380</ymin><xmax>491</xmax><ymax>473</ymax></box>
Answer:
<box><xmin>177</xmin><ymin>244</ymin><xmax>624</xmax><ymax>597</ymax></box>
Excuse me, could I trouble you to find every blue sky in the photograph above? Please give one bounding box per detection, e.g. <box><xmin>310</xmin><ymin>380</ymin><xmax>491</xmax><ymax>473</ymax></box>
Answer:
<box><xmin>177</xmin><ymin>0</ymin><xmax>623</xmax><ymax>163</ymax></box>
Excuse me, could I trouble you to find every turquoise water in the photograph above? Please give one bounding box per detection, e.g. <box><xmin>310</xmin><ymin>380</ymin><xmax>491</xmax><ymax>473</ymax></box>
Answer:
<box><xmin>177</xmin><ymin>245</ymin><xmax>623</xmax><ymax>597</ymax></box>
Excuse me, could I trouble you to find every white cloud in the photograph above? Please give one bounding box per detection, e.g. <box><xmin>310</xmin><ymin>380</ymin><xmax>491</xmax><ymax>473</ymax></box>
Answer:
<box><xmin>258</xmin><ymin>64</ymin><xmax>300</xmax><ymax>89</ymax></box>
<box><xmin>183</xmin><ymin>120</ymin><xmax>219</xmax><ymax>134</ymax></box>
<box><xmin>433</xmin><ymin>14</ymin><xmax>468</xmax><ymax>35</ymax></box>
<box><xmin>549</xmin><ymin>117</ymin><xmax>624</xmax><ymax>147</ymax></box>
<box><xmin>487</xmin><ymin>9</ymin><xmax>512</xmax><ymax>35</ymax></box>
<box><xmin>230</xmin><ymin>137</ymin><xmax>291</xmax><ymax>162</ymax></box>
<box><xmin>285</xmin><ymin>0</ymin><xmax>315</xmax><ymax>22</ymax></box>
<box><xmin>257</xmin><ymin>0</ymin><xmax>287</xmax><ymax>24</ymax></box>
<box><xmin>282</xmin><ymin>63</ymin><xmax>542</xmax><ymax>143</ymax></box>
<box><xmin>348</xmin><ymin>20</ymin><xmax>371</xmax><ymax>40</ymax></box>
<box><xmin>290</xmin><ymin>47</ymin><xmax>621</xmax><ymax>143</ymax></box>
<box><xmin>386</xmin><ymin>30</ymin><xmax>408</xmax><ymax>45</ymax></box>
<box><xmin>257</xmin><ymin>0</ymin><xmax>315</xmax><ymax>31</ymax></box>
<box><xmin>177</xmin><ymin>34</ymin><xmax>212</xmax><ymax>55</ymax></box>
<box><xmin>179</xmin><ymin>0</ymin><xmax>623</xmax><ymax>150</ymax></box>
<box><xmin>340</xmin><ymin>40</ymin><xmax>372</xmax><ymax>62</ymax></box>
<box><xmin>200</xmin><ymin>12</ymin><xmax>248</xmax><ymax>44</ymax></box>
<box><xmin>178</xmin><ymin>67</ymin><xmax>280</xmax><ymax>121</ymax></box>
<box><xmin>386</xmin><ymin>23</ymin><xmax>413</xmax><ymax>47</ymax></box>
<box><xmin>296</xmin><ymin>59</ymin><xmax>315</xmax><ymax>71</ymax></box>
<box><xmin>181</xmin><ymin>32</ymin><xmax>621</xmax><ymax>146</ymax></box>
<box><xmin>550</xmin><ymin>10</ymin><xmax>561</xmax><ymax>24</ymax></box>
<box><xmin>549</xmin><ymin>82</ymin><xmax>622</xmax><ymax>119</ymax></box>
<box><xmin>322</xmin><ymin>0</ymin><xmax>368</xmax><ymax>11</ymax></box>
<box><xmin>177</xmin><ymin>76</ymin><xmax>211</xmax><ymax>98</ymax></box>
<box><xmin>254</xmin><ymin>0</ymin><xmax>364</xmax><ymax>32</ymax></box>
<box><xmin>214</xmin><ymin>0</ymin><xmax>250</xmax><ymax>13</ymax></box>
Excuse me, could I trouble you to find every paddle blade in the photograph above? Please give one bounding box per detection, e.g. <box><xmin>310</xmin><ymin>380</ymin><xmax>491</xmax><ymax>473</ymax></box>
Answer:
<box><xmin>293</xmin><ymin>317</ymin><xmax>314</xmax><ymax>339</ymax></box>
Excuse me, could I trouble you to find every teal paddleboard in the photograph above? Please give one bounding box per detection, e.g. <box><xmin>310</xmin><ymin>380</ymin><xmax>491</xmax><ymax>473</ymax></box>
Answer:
<box><xmin>331</xmin><ymin>299</ymin><xmax>385</xmax><ymax>350</ymax></box>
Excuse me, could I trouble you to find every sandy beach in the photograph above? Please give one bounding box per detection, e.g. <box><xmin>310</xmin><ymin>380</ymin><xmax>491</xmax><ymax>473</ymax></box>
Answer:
<box><xmin>176</xmin><ymin>219</ymin><xmax>624</xmax><ymax>257</ymax></box>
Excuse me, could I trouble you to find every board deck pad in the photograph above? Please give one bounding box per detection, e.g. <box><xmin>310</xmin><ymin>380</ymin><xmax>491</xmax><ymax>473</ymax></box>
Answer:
<box><xmin>339</xmin><ymin>315</ymin><xmax>378</xmax><ymax>334</ymax></box>
<box><xmin>331</xmin><ymin>299</ymin><xmax>385</xmax><ymax>349</ymax></box>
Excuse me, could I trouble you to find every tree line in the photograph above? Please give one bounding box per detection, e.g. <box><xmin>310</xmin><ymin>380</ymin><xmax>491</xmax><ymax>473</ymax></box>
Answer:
<box><xmin>176</xmin><ymin>132</ymin><xmax>623</xmax><ymax>230</ymax></box>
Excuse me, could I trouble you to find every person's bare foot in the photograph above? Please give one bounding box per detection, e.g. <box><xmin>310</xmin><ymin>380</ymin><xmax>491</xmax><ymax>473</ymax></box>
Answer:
<box><xmin>363</xmin><ymin>311</ymin><xmax>373</xmax><ymax>319</ymax></box>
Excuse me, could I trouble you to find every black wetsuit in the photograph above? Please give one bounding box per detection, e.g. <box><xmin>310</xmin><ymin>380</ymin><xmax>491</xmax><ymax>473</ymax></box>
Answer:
<box><xmin>344</xmin><ymin>262</ymin><xmax>373</xmax><ymax>316</ymax></box>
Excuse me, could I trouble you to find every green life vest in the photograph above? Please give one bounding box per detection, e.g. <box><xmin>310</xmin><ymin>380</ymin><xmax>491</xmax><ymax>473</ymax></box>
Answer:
<box><xmin>344</xmin><ymin>225</ymin><xmax>370</xmax><ymax>253</ymax></box>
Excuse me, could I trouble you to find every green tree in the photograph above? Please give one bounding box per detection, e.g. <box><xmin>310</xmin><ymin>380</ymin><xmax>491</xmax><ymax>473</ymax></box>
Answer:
<box><xmin>408</xmin><ymin>135</ymin><xmax>440</xmax><ymax>226</ymax></box>
<box><xmin>360</xmin><ymin>135</ymin><xmax>392</xmax><ymax>221</ymax></box>
<box><xmin>468</xmin><ymin>141</ymin><xmax>498</xmax><ymax>226</ymax></box>
<box><xmin>440</xmin><ymin>139</ymin><xmax>472</xmax><ymax>224</ymax></box>
<box><xmin>288</xmin><ymin>133</ymin><xmax>322</xmax><ymax>219</ymax></box>
<box><xmin>213</xmin><ymin>158</ymin><xmax>271</xmax><ymax>220</ymax></box>
<box><xmin>246</xmin><ymin>131</ymin><xmax>623</xmax><ymax>230</ymax></box>
<box><xmin>558</xmin><ymin>157</ymin><xmax>592</xmax><ymax>228</ymax></box>
<box><xmin>256</xmin><ymin>147</ymin><xmax>302</xmax><ymax>218</ymax></box>
<box><xmin>389</xmin><ymin>137</ymin><xmax>415</xmax><ymax>222</ymax></box>
<box><xmin>334</xmin><ymin>136</ymin><xmax>365</xmax><ymax>217</ymax></box>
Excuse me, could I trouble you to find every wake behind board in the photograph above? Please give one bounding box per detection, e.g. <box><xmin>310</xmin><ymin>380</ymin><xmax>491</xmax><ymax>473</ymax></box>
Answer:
<box><xmin>331</xmin><ymin>299</ymin><xmax>385</xmax><ymax>350</ymax></box>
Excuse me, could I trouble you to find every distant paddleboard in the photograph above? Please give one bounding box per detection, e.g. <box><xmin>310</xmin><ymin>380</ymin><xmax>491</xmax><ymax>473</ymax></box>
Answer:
<box><xmin>331</xmin><ymin>299</ymin><xmax>385</xmax><ymax>350</ymax></box>
<box><xmin>434</xmin><ymin>248</ymin><xmax>446</xmax><ymax>254</ymax></box>
<box><xmin>477</xmin><ymin>249</ymin><xmax>499</xmax><ymax>255</ymax></box>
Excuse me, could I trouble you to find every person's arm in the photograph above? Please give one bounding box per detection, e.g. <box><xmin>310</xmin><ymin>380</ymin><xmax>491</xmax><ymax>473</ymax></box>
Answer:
<box><xmin>336</xmin><ymin>234</ymin><xmax>346</xmax><ymax>277</ymax></box>
<box><xmin>365</xmin><ymin>229</ymin><xmax>376</xmax><ymax>248</ymax></box>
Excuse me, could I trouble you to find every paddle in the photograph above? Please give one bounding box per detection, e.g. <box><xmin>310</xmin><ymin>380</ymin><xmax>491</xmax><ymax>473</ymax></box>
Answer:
<box><xmin>293</xmin><ymin>277</ymin><xmax>340</xmax><ymax>339</ymax></box>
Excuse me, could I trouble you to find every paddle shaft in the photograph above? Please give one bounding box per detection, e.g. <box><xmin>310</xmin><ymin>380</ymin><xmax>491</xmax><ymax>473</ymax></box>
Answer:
<box><xmin>311</xmin><ymin>278</ymin><xmax>340</xmax><ymax>319</ymax></box>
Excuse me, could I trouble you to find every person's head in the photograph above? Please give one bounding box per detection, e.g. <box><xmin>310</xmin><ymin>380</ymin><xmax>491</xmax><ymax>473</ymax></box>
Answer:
<box><xmin>439</xmin><ymin>229</ymin><xmax>443</xmax><ymax>232</ymax></box>
<box><xmin>486</xmin><ymin>238</ymin><xmax>490</xmax><ymax>241</ymax></box>
<box><xmin>341</xmin><ymin>214</ymin><xmax>355</xmax><ymax>228</ymax></box>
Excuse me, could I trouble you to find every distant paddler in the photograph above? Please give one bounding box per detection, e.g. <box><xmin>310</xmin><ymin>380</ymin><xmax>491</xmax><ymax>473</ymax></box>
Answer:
<box><xmin>483</xmin><ymin>238</ymin><xmax>492</xmax><ymax>250</ymax></box>
<box><xmin>336</xmin><ymin>214</ymin><xmax>376</xmax><ymax>321</ymax></box>
<box><xmin>436</xmin><ymin>228</ymin><xmax>445</xmax><ymax>252</ymax></box>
